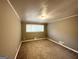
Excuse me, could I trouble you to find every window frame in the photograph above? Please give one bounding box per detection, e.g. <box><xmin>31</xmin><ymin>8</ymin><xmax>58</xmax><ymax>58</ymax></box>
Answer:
<box><xmin>26</xmin><ymin>24</ymin><xmax>44</xmax><ymax>32</ymax></box>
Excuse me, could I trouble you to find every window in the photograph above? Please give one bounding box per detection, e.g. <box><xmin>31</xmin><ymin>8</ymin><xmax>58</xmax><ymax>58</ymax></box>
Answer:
<box><xmin>26</xmin><ymin>24</ymin><xmax>44</xmax><ymax>32</ymax></box>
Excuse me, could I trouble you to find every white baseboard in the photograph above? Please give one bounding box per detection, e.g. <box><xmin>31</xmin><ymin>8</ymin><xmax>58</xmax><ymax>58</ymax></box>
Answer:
<box><xmin>14</xmin><ymin>38</ymin><xmax>46</xmax><ymax>59</ymax></box>
<box><xmin>14</xmin><ymin>42</ymin><xmax>22</xmax><ymax>59</ymax></box>
<box><xmin>48</xmin><ymin>39</ymin><xmax>78</xmax><ymax>53</ymax></box>
<box><xmin>22</xmin><ymin>38</ymin><xmax>47</xmax><ymax>43</ymax></box>
<box><xmin>14</xmin><ymin>38</ymin><xmax>78</xmax><ymax>59</ymax></box>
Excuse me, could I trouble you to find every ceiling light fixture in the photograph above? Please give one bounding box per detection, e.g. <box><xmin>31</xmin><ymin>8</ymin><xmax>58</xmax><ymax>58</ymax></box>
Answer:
<box><xmin>40</xmin><ymin>15</ymin><xmax>48</xmax><ymax>19</ymax></box>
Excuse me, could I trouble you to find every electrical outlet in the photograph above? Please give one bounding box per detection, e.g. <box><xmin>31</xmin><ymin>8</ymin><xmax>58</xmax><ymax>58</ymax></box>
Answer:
<box><xmin>59</xmin><ymin>41</ymin><xmax>64</xmax><ymax>45</ymax></box>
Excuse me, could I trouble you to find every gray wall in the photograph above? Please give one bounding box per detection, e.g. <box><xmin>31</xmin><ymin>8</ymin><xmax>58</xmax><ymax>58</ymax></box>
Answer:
<box><xmin>21</xmin><ymin>22</ymin><xmax>48</xmax><ymax>40</ymax></box>
<box><xmin>48</xmin><ymin>16</ymin><xmax>78</xmax><ymax>50</ymax></box>
<box><xmin>0</xmin><ymin>0</ymin><xmax>21</xmax><ymax>59</ymax></box>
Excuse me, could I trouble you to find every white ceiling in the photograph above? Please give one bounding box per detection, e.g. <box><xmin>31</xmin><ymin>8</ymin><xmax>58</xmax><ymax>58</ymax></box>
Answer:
<box><xmin>9</xmin><ymin>0</ymin><xmax>77</xmax><ymax>23</ymax></box>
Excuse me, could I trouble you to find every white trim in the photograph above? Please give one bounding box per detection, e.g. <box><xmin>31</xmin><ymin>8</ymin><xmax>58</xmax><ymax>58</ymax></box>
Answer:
<box><xmin>13</xmin><ymin>38</ymin><xmax>78</xmax><ymax>59</ymax></box>
<box><xmin>14</xmin><ymin>38</ymin><xmax>46</xmax><ymax>59</ymax></box>
<box><xmin>6</xmin><ymin>0</ymin><xmax>20</xmax><ymax>19</ymax></box>
<box><xmin>48</xmin><ymin>39</ymin><xmax>78</xmax><ymax>53</ymax></box>
<box><xmin>14</xmin><ymin>42</ymin><xmax>22</xmax><ymax>59</ymax></box>
<box><xmin>49</xmin><ymin>15</ymin><xmax>77</xmax><ymax>23</ymax></box>
<box><xmin>22</xmin><ymin>38</ymin><xmax>47</xmax><ymax>43</ymax></box>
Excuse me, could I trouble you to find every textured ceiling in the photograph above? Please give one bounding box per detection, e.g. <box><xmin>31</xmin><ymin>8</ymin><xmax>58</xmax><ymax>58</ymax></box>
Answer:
<box><xmin>9</xmin><ymin>0</ymin><xmax>77</xmax><ymax>23</ymax></box>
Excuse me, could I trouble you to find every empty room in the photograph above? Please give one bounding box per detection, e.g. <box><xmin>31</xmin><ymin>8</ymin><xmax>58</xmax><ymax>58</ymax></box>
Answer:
<box><xmin>0</xmin><ymin>0</ymin><xmax>78</xmax><ymax>59</ymax></box>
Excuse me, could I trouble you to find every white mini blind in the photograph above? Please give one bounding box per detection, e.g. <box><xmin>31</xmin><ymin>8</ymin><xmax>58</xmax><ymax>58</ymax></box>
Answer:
<box><xmin>26</xmin><ymin>24</ymin><xmax>44</xmax><ymax>32</ymax></box>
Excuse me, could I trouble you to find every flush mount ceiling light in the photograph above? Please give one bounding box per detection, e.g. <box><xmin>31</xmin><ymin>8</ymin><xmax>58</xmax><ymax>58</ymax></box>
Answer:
<box><xmin>39</xmin><ymin>14</ymin><xmax>48</xmax><ymax>20</ymax></box>
<box><xmin>41</xmin><ymin>15</ymin><xmax>46</xmax><ymax>19</ymax></box>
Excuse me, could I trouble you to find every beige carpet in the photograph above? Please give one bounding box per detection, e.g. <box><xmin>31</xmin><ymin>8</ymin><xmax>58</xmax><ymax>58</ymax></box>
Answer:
<box><xmin>17</xmin><ymin>39</ymin><xmax>78</xmax><ymax>59</ymax></box>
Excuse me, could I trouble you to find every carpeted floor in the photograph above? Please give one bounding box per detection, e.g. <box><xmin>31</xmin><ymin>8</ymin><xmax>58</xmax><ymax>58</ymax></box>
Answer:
<box><xmin>17</xmin><ymin>39</ymin><xmax>78</xmax><ymax>59</ymax></box>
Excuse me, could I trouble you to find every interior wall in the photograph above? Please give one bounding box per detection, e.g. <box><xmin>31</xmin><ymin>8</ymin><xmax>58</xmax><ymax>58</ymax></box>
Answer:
<box><xmin>0</xmin><ymin>0</ymin><xmax>21</xmax><ymax>59</ymax></box>
<box><xmin>21</xmin><ymin>22</ymin><xmax>48</xmax><ymax>40</ymax></box>
<box><xmin>48</xmin><ymin>16</ymin><xmax>78</xmax><ymax>50</ymax></box>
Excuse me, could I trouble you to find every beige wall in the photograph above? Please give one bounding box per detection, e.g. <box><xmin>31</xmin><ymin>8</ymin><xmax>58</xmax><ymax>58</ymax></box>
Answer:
<box><xmin>0</xmin><ymin>0</ymin><xmax>21</xmax><ymax>59</ymax></box>
<box><xmin>21</xmin><ymin>22</ymin><xmax>48</xmax><ymax>40</ymax></box>
<box><xmin>48</xmin><ymin>16</ymin><xmax>78</xmax><ymax>50</ymax></box>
